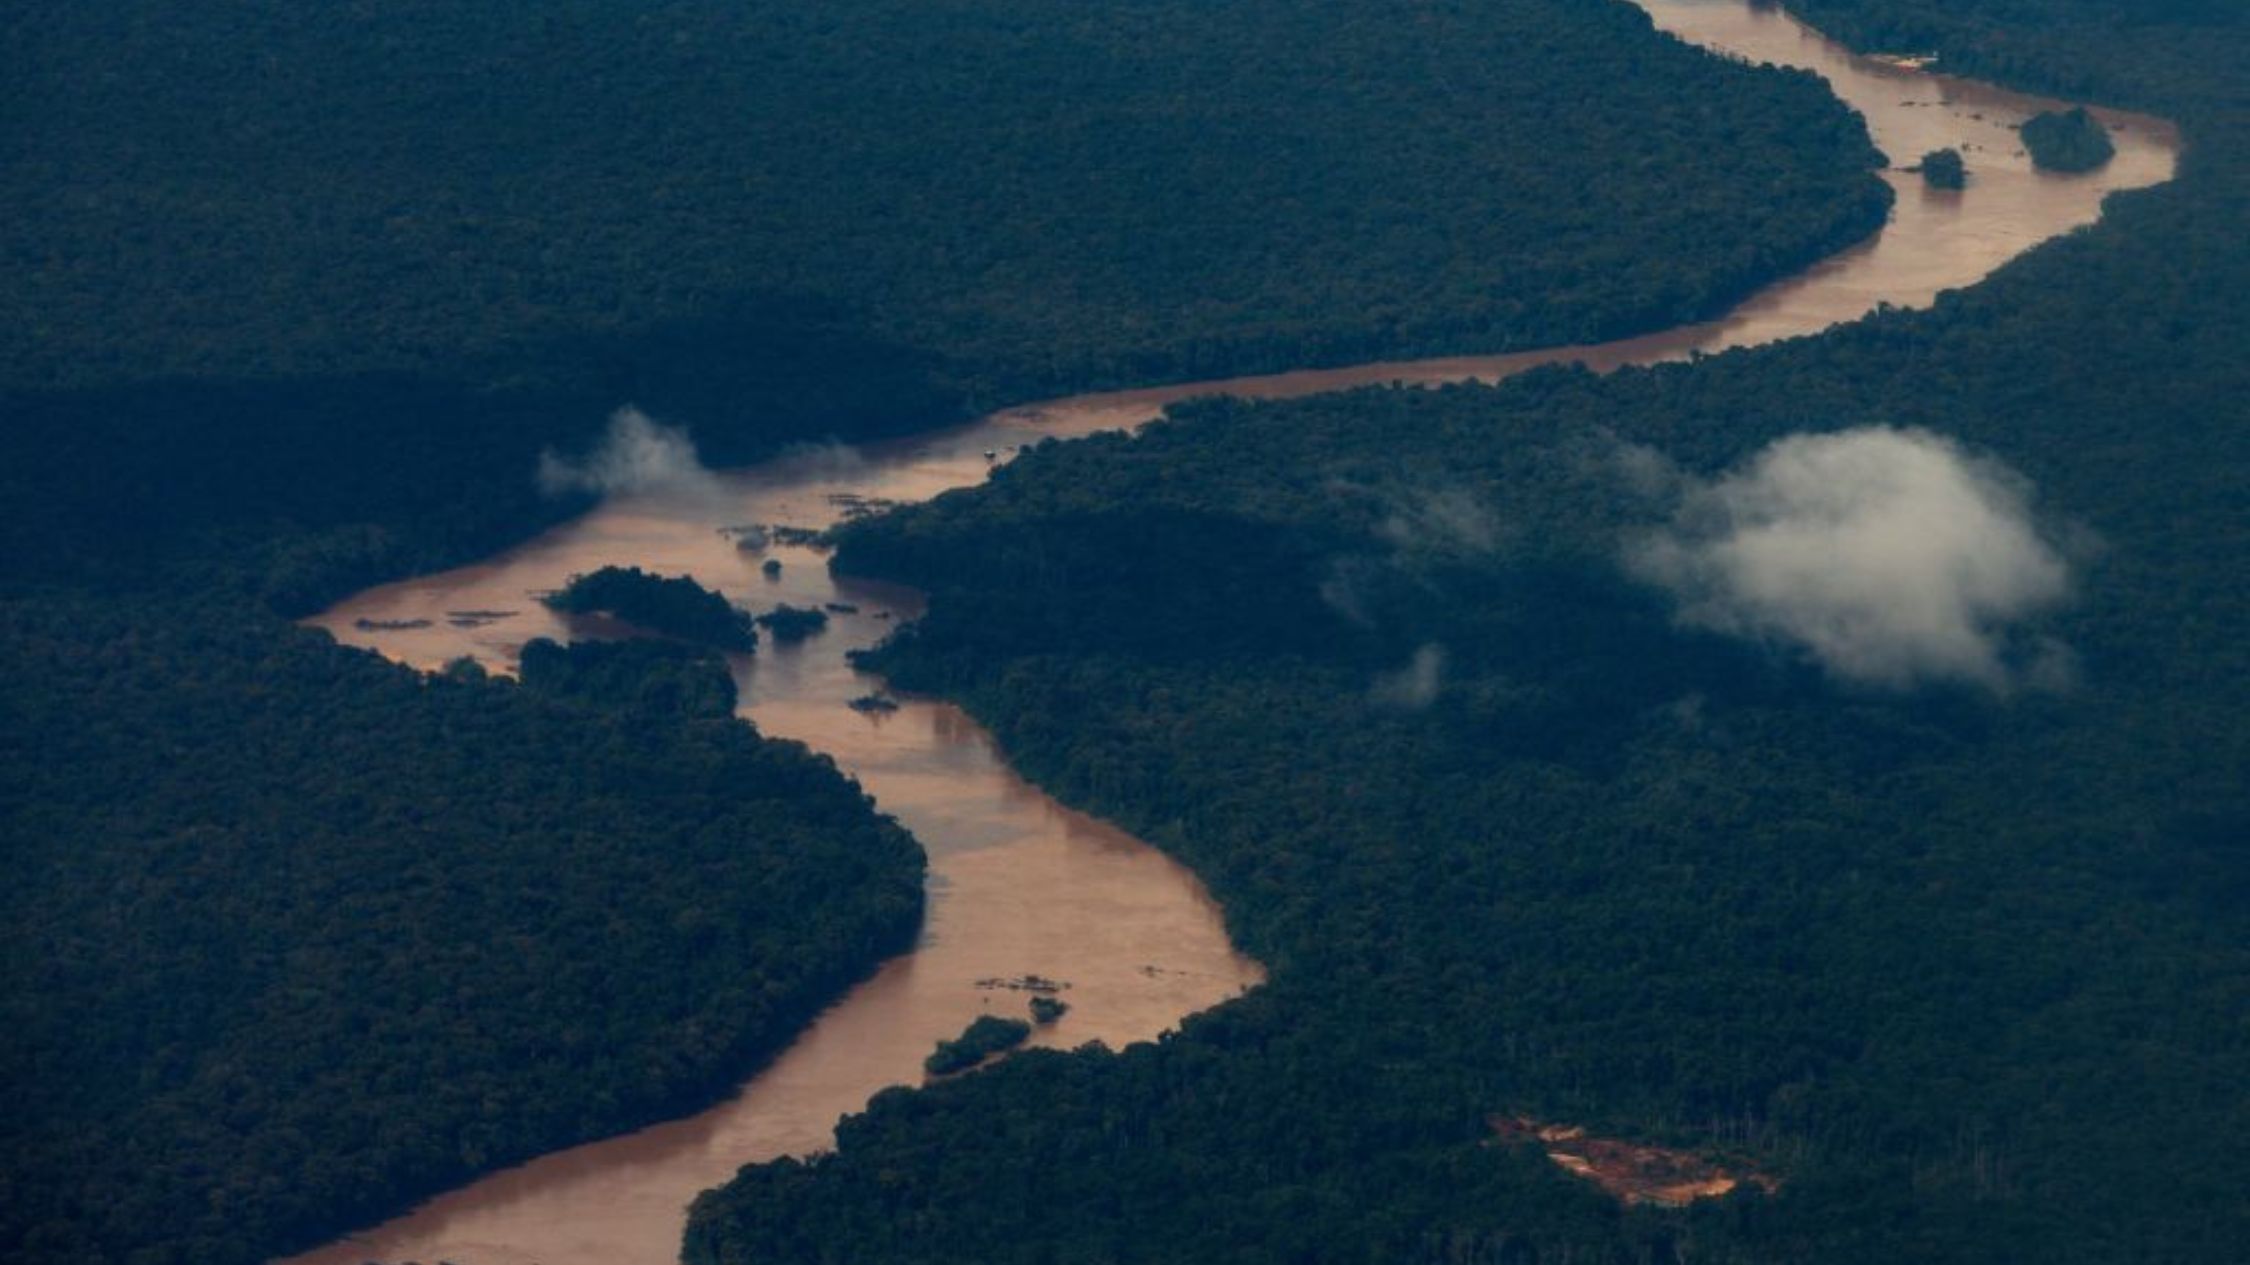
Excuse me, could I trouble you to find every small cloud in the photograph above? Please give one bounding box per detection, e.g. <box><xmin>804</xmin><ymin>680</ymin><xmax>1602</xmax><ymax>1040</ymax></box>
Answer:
<box><xmin>1627</xmin><ymin>426</ymin><xmax>2072</xmax><ymax>691</ymax></box>
<box><xmin>1375</xmin><ymin>486</ymin><xmax>1503</xmax><ymax>555</ymax></box>
<box><xmin>1609</xmin><ymin>439</ymin><xmax>1684</xmax><ymax>500</ymax></box>
<box><xmin>1322</xmin><ymin>483</ymin><xmax>1501</xmax><ymax>628</ymax></box>
<box><xmin>1372</xmin><ymin>643</ymin><xmax>1447</xmax><ymax>709</ymax></box>
<box><xmin>1319</xmin><ymin>556</ymin><xmax>1382</xmax><ymax>627</ymax></box>
<box><xmin>537</xmin><ymin>406</ymin><xmax>723</xmax><ymax>502</ymax></box>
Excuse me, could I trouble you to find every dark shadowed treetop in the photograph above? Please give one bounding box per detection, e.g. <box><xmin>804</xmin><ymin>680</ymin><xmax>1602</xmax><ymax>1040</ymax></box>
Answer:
<box><xmin>1918</xmin><ymin>147</ymin><xmax>1968</xmax><ymax>188</ymax></box>
<box><xmin>518</xmin><ymin>636</ymin><xmax>740</xmax><ymax>718</ymax></box>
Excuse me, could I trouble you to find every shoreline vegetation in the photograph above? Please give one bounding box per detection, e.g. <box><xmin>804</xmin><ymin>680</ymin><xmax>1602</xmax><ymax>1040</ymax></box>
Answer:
<box><xmin>518</xmin><ymin>638</ymin><xmax>743</xmax><ymax>718</ymax></box>
<box><xmin>924</xmin><ymin>1016</ymin><xmax>1035</xmax><ymax>1077</ymax></box>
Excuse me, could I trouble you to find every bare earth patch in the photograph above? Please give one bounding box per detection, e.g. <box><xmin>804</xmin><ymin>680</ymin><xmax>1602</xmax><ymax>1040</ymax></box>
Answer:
<box><xmin>1490</xmin><ymin>1117</ymin><xmax>1777</xmax><ymax>1207</ymax></box>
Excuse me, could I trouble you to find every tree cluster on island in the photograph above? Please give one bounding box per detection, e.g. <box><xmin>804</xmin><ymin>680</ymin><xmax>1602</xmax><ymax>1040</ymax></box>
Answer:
<box><xmin>755</xmin><ymin>604</ymin><xmax>830</xmax><ymax>643</ymax></box>
<box><xmin>518</xmin><ymin>637</ymin><xmax>740</xmax><ymax>718</ymax></box>
<box><xmin>1917</xmin><ymin>147</ymin><xmax>1968</xmax><ymax>188</ymax></box>
<box><xmin>544</xmin><ymin>566</ymin><xmax>757</xmax><ymax>652</ymax></box>
<box><xmin>2020</xmin><ymin>106</ymin><xmax>2117</xmax><ymax>171</ymax></box>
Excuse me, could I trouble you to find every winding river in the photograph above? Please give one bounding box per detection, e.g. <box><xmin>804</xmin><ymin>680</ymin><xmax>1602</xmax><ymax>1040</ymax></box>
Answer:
<box><xmin>296</xmin><ymin>3</ymin><xmax>2177</xmax><ymax>1262</ymax></box>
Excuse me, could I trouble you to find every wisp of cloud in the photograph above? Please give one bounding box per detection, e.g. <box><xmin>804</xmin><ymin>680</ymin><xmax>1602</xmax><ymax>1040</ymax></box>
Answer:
<box><xmin>1374</xmin><ymin>486</ymin><xmax>1502</xmax><ymax>555</ymax></box>
<box><xmin>537</xmin><ymin>406</ymin><xmax>724</xmax><ymax>503</ymax></box>
<box><xmin>1628</xmin><ymin>427</ymin><xmax>2071</xmax><ymax>691</ymax></box>
<box><xmin>1371</xmin><ymin>643</ymin><xmax>1447</xmax><ymax>709</ymax></box>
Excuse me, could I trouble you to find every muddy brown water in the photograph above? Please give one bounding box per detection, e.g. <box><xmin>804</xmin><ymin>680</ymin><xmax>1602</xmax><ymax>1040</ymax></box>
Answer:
<box><xmin>293</xmin><ymin>4</ymin><xmax>2176</xmax><ymax>1262</ymax></box>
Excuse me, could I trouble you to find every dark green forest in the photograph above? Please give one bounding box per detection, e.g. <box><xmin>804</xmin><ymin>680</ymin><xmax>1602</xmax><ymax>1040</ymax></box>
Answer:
<box><xmin>517</xmin><ymin>637</ymin><xmax>744</xmax><ymax>719</ymax></box>
<box><xmin>688</xmin><ymin>4</ymin><xmax>2250</xmax><ymax>1262</ymax></box>
<box><xmin>0</xmin><ymin>3</ymin><xmax>1908</xmax><ymax>1263</ymax></box>
<box><xmin>0</xmin><ymin>609</ymin><xmax>923</xmax><ymax>1264</ymax></box>
<box><xmin>2</xmin><ymin>0</ymin><xmax>1885</xmax><ymax>399</ymax></box>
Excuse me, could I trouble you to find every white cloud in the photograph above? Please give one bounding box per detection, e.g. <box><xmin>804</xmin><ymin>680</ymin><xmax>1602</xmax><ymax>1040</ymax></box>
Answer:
<box><xmin>536</xmin><ymin>406</ymin><xmax>723</xmax><ymax>502</ymax></box>
<box><xmin>1628</xmin><ymin>427</ymin><xmax>2071</xmax><ymax>691</ymax></box>
<box><xmin>1371</xmin><ymin>643</ymin><xmax>1447</xmax><ymax>708</ymax></box>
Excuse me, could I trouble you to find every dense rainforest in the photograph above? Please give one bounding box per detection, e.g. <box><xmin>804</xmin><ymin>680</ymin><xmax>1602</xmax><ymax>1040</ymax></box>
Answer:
<box><xmin>688</xmin><ymin>3</ymin><xmax>2250</xmax><ymax>1262</ymax></box>
<box><xmin>0</xmin><ymin>610</ymin><xmax>923</xmax><ymax>1264</ymax></box>
<box><xmin>516</xmin><ymin>637</ymin><xmax>746</xmax><ymax>719</ymax></box>
<box><xmin>2</xmin><ymin>0</ymin><xmax>1887</xmax><ymax>401</ymax></box>
<box><xmin>0</xmin><ymin>2</ymin><xmax>1903</xmax><ymax>1263</ymax></box>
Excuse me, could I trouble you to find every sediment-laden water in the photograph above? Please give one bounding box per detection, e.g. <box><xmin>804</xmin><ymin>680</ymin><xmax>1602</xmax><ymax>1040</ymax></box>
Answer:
<box><xmin>293</xmin><ymin>5</ymin><xmax>2176</xmax><ymax>1261</ymax></box>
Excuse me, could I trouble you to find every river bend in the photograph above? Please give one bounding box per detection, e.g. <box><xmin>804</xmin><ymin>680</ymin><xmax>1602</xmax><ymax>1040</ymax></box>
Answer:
<box><xmin>295</xmin><ymin>4</ymin><xmax>2176</xmax><ymax>1261</ymax></box>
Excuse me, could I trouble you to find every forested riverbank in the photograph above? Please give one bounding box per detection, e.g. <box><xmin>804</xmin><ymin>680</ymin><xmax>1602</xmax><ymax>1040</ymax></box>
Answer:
<box><xmin>0</xmin><ymin>3</ymin><xmax>1900</xmax><ymax>1263</ymax></box>
<box><xmin>690</xmin><ymin>3</ymin><xmax>2250</xmax><ymax>1261</ymax></box>
<box><xmin>4</xmin><ymin>0</ymin><xmax>1886</xmax><ymax>401</ymax></box>
<box><xmin>0</xmin><ymin>605</ymin><xmax>924</xmax><ymax>1264</ymax></box>
<box><xmin>0</xmin><ymin>0</ymin><xmax>1892</xmax><ymax>621</ymax></box>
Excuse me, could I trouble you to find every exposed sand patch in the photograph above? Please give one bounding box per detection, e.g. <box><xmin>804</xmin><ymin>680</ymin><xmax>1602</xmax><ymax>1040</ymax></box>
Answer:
<box><xmin>1491</xmin><ymin>1117</ymin><xmax>1778</xmax><ymax>1207</ymax></box>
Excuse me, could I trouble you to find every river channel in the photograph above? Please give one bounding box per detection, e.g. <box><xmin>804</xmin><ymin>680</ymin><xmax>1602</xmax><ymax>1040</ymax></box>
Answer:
<box><xmin>295</xmin><ymin>3</ymin><xmax>2176</xmax><ymax>1261</ymax></box>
